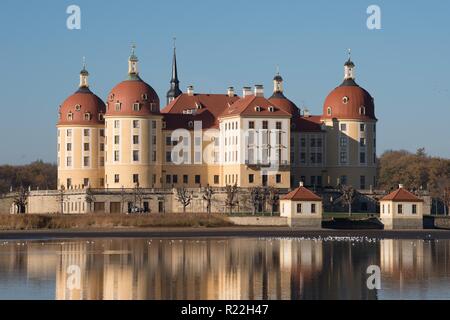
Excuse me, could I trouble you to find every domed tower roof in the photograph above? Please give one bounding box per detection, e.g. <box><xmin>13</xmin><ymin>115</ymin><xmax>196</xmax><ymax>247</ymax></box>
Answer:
<box><xmin>106</xmin><ymin>45</ymin><xmax>160</xmax><ymax>117</ymax></box>
<box><xmin>322</xmin><ymin>52</ymin><xmax>376</xmax><ymax>121</ymax></box>
<box><xmin>58</xmin><ymin>61</ymin><xmax>106</xmax><ymax>126</ymax></box>
<box><xmin>268</xmin><ymin>71</ymin><xmax>300</xmax><ymax>116</ymax></box>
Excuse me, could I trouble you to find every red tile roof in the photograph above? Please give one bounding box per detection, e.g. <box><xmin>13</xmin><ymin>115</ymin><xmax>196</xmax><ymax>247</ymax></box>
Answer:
<box><xmin>293</xmin><ymin>115</ymin><xmax>324</xmax><ymax>132</ymax></box>
<box><xmin>281</xmin><ymin>186</ymin><xmax>322</xmax><ymax>201</ymax></box>
<box><xmin>381</xmin><ymin>188</ymin><xmax>423</xmax><ymax>202</ymax></box>
<box><xmin>161</xmin><ymin>93</ymin><xmax>239</xmax><ymax>130</ymax></box>
<box><xmin>220</xmin><ymin>96</ymin><xmax>291</xmax><ymax>118</ymax></box>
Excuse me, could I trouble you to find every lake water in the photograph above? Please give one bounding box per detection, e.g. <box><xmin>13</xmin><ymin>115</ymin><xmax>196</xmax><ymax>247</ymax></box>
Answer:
<box><xmin>0</xmin><ymin>237</ymin><xmax>449</xmax><ymax>300</ymax></box>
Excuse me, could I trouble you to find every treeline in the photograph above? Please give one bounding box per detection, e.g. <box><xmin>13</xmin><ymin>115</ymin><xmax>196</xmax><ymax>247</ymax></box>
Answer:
<box><xmin>0</xmin><ymin>161</ymin><xmax>57</xmax><ymax>194</ymax></box>
<box><xmin>378</xmin><ymin>148</ymin><xmax>450</xmax><ymax>196</ymax></box>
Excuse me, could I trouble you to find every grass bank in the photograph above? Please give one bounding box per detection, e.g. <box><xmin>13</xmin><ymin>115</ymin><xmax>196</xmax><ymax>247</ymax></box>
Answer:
<box><xmin>0</xmin><ymin>213</ymin><xmax>234</xmax><ymax>230</ymax></box>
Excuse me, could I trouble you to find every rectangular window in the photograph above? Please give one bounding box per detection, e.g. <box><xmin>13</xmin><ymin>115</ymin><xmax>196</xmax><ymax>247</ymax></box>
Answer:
<box><xmin>100</xmin><ymin>143</ymin><xmax>105</xmax><ymax>152</ymax></box>
<box><xmin>152</xmin><ymin>151</ymin><xmax>157</xmax><ymax>162</ymax></box>
<box><xmin>84</xmin><ymin>143</ymin><xmax>90</xmax><ymax>151</ymax></box>
<box><xmin>84</xmin><ymin>129</ymin><xmax>89</xmax><ymax>137</ymax></box>
<box><xmin>133</xmin><ymin>174</ymin><xmax>139</xmax><ymax>184</ymax></box>
<box><xmin>249</xmin><ymin>174</ymin><xmax>254</xmax><ymax>184</ymax></box>
<box><xmin>300</xmin><ymin>152</ymin><xmax>306</xmax><ymax>164</ymax></box>
<box><xmin>66</xmin><ymin>143</ymin><xmax>72</xmax><ymax>152</ymax></box>
<box><xmin>114</xmin><ymin>135</ymin><xmax>120</xmax><ymax>144</ymax></box>
<box><xmin>133</xmin><ymin>120</ymin><xmax>140</xmax><ymax>128</ymax></box>
<box><xmin>166</xmin><ymin>136</ymin><xmax>172</xmax><ymax>146</ymax></box>
<box><xmin>311</xmin><ymin>203</ymin><xmax>316</xmax><ymax>214</ymax></box>
<box><xmin>214</xmin><ymin>175</ymin><xmax>219</xmax><ymax>184</ymax></box>
<box><xmin>133</xmin><ymin>150</ymin><xmax>139</xmax><ymax>162</ymax></box>
<box><xmin>300</xmin><ymin>138</ymin><xmax>306</xmax><ymax>148</ymax></box>
<box><xmin>83</xmin><ymin>156</ymin><xmax>90</xmax><ymax>167</ymax></box>
<box><xmin>195</xmin><ymin>175</ymin><xmax>201</xmax><ymax>184</ymax></box>
<box><xmin>133</xmin><ymin>103</ymin><xmax>141</xmax><ymax>111</ymax></box>
<box><xmin>317</xmin><ymin>138</ymin><xmax>323</xmax><ymax>148</ymax></box>
<box><xmin>114</xmin><ymin>120</ymin><xmax>120</xmax><ymax>128</ymax></box>
<box><xmin>340</xmin><ymin>175</ymin><xmax>348</xmax><ymax>185</ymax></box>
<box><xmin>100</xmin><ymin>157</ymin><xmax>105</xmax><ymax>167</ymax></box>
<box><xmin>100</xmin><ymin>129</ymin><xmax>105</xmax><ymax>137</ymax></box>
<box><xmin>276</xmin><ymin>174</ymin><xmax>282</xmax><ymax>184</ymax></box>
<box><xmin>66</xmin><ymin>157</ymin><xmax>72</xmax><ymax>167</ymax></box>
<box><xmin>67</xmin><ymin>178</ymin><xmax>72</xmax><ymax>188</ymax></box>
<box><xmin>249</xmin><ymin>121</ymin><xmax>255</xmax><ymax>129</ymax></box>
<box><xmin>114</xmin><ymin>174</ymin><xmax>120</xmax><ymax>183</ymax></box>
<box><xmin>262</xmin><ymin>121</ymin><xmax>268</xmax><ymax>130</ymax></box>
<box><xmin>311</xmin><ymin>176</ymin><xmax>316</xmax><ymax>186</ymax></box>
<box><xmin>133</xmin><ymin>135</ymin><xmax>139</xmax><ymax>145</ymax></box>
<box><xmin>412</xmin><ymin>204</ymin><xmax>417</xmax><ymax>214</ymax></box>
<box><xmin>360</xmin><ymin>176</ymin><xmax>366</xmax><ymax>190</ymax></box>
<box><xmin>67</xmin><ymin>129</ymin><xmax>72</xmax><ymax>137</ymax></box>
<box><xmin>360</xmin><ymin>152</ymin><xmax>366</xmax><ymax>164</ymax></box>
<box><xmin>166</xmin><ymin>152</ymin><xmax>171</xmax><ymax>163</ymax></box>
<box><xmin>360</xmin><ymin>124</ymin><xmax>366</xmax><ymax>132</ymax></box>
<box><xmin>172</xmin><ymin>175</ymin><xmax>178</xmax><ymax>184</ymax></box>
<box><xmin>310</xmin><ymin>138</ymin><xmax>316</xmax><ymax>147</ymax></box>
<box><xmin>183</xmin><ymin>175</ymin><xmax>189</xmax><ymax>184</ymax></box>
<box><xmin>114</xmin><ymin>150</ymin><xmax>119</xmax><ymax>162</ymax></box>
<box><xmin>297</xmin><ymin>203</ymin><xmax>302</xmax><ymax>214</ymax></box>
<box><xmin>360</xmin><ymin>138</ymin><xmax>366</xmax><ymax>147</ymax></box>
<box><xmin>115</xmin><ymin>103</ymin><xmax>121</xmax><ymax>111</ymax></box>
<box><xmin>398</xmin><ymin>204</ymin><xmax>403</xmax><ymax>214</ymax></box>
<box><xmin>166</xmin><ymin>175</ymin><xmax>171</xmax><ymax>184</ymax></box>
<box><xmin>317</xmin><ymin>176</ymin><xmax>323</xmax><ymax>187</ymax></box>
<box><xmin>276</xmin><ymin>122</ymin><xmax>282</xmax><ymax>130</ymax></box>
<box><xmin>340</xmin><ymin>123</ymin><xmax>347</xmax><ymax>131</ymax></box>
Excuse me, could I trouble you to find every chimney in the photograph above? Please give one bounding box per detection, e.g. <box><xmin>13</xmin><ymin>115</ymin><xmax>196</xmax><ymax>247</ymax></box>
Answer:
<box><xmin>299</xmin><ymin>181</ymin><xmax>304</xmax><ymax>187</ymax></box>
<box><xmin>242</xmin><ymin>86</ymin><xmax>252</xmax><ymax>98</ymax></box>
<box><xmin>227</xmin><ymin>86</ymin><xmax>235</xmax><ymax>97</ymax></box>
<box><xmin>399</xmin><ymin>184</ymin><xmax>404</xmax><ymax>189</ymax></box>
<box><xmin>254</xmin><ymin>85</ymin><xmax>264</xmax><ymax>97</ymax></box>
<box><xmin>187</xmin><ymin>85</ymin><xmax>194</xmax><ymax>96</ymax></box>
<box><xmin>303</xmin><ymin>108</ymin><xmax>311</xmax><ymax>117</ymax></box>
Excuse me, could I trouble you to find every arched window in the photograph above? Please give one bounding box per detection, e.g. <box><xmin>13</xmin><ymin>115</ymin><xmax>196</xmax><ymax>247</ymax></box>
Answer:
<box><xmin>359</xmin><ymin>106</ymin><xmax>366</xmax><ymax>115</ymax></box>
<box><xmin>84</xmin><ymin>113</ymin><xmax>91</xmax><ymax>121</ymax></box>
<box><xmin>67</xmin><ymin>112</ymin><xmax>73</xmax><ymax>121</ymax></box>
<box><xmin>327</xmin><ymin>107</ymin><xmax>332</xmax><ymax>115</ymax></box>
<box><xmin>342</xmin><ymin>96</ymin><xmax>349</xmax><ymax>104</ymax></box>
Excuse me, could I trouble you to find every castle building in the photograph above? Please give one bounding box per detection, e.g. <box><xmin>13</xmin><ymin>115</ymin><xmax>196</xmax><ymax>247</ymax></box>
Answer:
<box><xmin>57</xmin><ymin>46</ymin><xmax>377</xmax><ymax>192</ymax></box>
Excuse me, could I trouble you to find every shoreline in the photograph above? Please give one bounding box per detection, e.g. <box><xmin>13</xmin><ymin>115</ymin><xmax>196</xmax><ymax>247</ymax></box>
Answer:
<box><xmin>1</xmin><ymin>227</ymin><xmax>450</xmax><ymax>240</ymax></box>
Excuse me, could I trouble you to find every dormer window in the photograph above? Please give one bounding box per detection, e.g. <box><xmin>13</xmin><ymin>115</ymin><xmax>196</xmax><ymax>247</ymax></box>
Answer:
<box><xmin>110</xmin><ymin>94</ymin><xmax>115</xmax><ymax>101</ymax></box>
<box><xmin>268</xmin><ymin>106</ymin><xmax>275</xmax><ymax>112</ymax></box>
<box><xmin>255</xmin><ymin>106</ymin><xmax>261</xmax><ymax>112</ymax></box>
<box><xmin>133</xmin><ymin>103</ymin><xmax>141</xmax><ymax>111</ymax></box>
<box><xmin>150</xmin><ymin>103</ymin><xmax>156</xmax><ymax>112</ymax></box>
<box><xmin>142</xmin><ymin>93</ymin><xmax>148</xmax><ymax>101</ymax></box>
<box><xmin>98</xmin><ymin>114</ymin><xmax>104</xmax><ymax>121</ymax></box>
<box><xmin>195</xmin><ymin>102</ymin><xmax>202</xmax><ymax>109</ymax></box>
<box><xmin>115</xmin><ymin>103</ymin><xmax>121</xmax><ymax>111</ymax></box>
<box><xmin>359</xmin><ymin>106</ymin><xmax>366</xmax><ymax>115</ymax></box>
<box><xmin>67</xmin><ymin>112</ymin><xmax>73</xmax><ymax>121</ymax></box>
<box><xmin>84</xmin><ymin>113</ymin><xmax>91</xmax><ymax>121</ymax></box>
<box><xmin>342</xmin><ymin>96</ymin><xmax>349</xmax><ymax>104</ymax></box>
<box><xmin>75</xmin><ymin>104</ymin><xmax>81</xmax><ymax>111</ymax></box>
<box><xmin>327</xmin><ymin>107</ymin><xmax>332</xmax><ymax>115</ymax></box>
<box><xmin>188</xmin><ymin>121</ymin><xmax>194</xmax><ymax>128</ymax></box>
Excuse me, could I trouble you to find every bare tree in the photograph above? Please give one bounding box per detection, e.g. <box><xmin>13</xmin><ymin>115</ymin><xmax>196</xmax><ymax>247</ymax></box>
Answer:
<box><xmin>202</xmin><ymin>184</ymin><xmax>214</xmax><ymax>215</ymax></box>
<box><xmin>177</xmin><ymin>187</ymin><xmax>193</xmax><ymax>214</ymax></box>
<box><xmin>250</xmin><ymin>187</ymin><xmax>261</xmax><ymax>215</ymax></box>
<box><xmin>267</xmin><ymin>187</ymin><xmax>279</xmax><ymax>216</ymax></box>
<box><xmin>120</xmin><ymin>186</ymin><xmax>128</xmax><ymax>214</ymax></box>
<box><xmin>85</xmin><ymin>187</ymin><xmax>95</xmax><ymax>214</ymax></box>
<box><xmin>58</xmin><ymin>185</ymin><xmax>66</xmax><ymax>214</ymax></box>
<box><xmin>340</xmin><ymin>184</ymin><xmax>357</xmax><ymax>216</ymax></box>
<box><xmin>13</xmin><ymin>186</ymin><xmax>29</xmax><ymax>214</ymax></box>
<box><xmin>133</xmin><ymin>183</ymin><xmax>144</xmax><ymax>212</ymax></box>
<box><xmin>225</xmin><ymin>184</ymin><xmax>239</xmax><ymax>215</ymax></box>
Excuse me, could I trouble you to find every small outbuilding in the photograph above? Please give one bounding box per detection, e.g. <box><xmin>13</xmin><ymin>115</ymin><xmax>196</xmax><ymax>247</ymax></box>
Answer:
<box><xmin>380</xmin><ymin>184</ymin><xmax>424</xmax><ymax>230</ymax></box>
<box><xmin>280</xmin><ymin>182</ymin><xmax>323</xmax><ymax>228</ymax></box>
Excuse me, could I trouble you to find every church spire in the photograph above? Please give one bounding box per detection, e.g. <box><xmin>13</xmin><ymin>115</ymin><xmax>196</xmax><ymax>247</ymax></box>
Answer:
<box><xmin>166</xmin><ymin>38</ymin><xmax>182</xmax><ymax>104</ymax></box>
<box><xmin>128</xmin><ymin>44</ymin><xmax>140</xmax><ymax>80</ymax></box>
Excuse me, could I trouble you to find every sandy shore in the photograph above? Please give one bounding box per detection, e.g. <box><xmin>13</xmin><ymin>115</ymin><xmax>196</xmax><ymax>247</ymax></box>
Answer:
<box><xmin>1</xmin><ymin>227</ymin><xmax>450</xmax><ymax>240</ymax></box>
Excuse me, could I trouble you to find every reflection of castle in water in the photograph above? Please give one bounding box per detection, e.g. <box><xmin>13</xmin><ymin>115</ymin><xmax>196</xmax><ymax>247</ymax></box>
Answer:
<box><xmin>1</xmin><ymin>238</ymin><xmax>449</xmax><ymax>300</ymax></box>
<box><xmin>51</xmin><ymin>239</ymin><xmax>376</xmax><ymax>300</ymax></box>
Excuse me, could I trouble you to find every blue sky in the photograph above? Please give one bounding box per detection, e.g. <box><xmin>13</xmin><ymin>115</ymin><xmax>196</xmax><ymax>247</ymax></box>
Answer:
<box><xmin>0</xmin><ymin>0</ymin><xmax>449</xmax><ymax>164</ymax></box>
